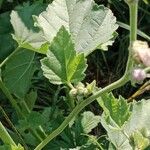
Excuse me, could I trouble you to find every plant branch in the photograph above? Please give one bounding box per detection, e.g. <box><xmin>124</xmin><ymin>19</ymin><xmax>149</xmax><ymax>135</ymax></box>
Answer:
<box><xmin>34</xmin><ymin>1</ymin><xmax>139</xmax><ymax>149</ymax></box>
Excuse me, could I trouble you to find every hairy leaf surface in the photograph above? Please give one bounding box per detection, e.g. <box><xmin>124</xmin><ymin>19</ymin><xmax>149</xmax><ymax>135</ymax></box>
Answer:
<box><xmin>10</xmin><ymin>3</ymin><xmax>48</xmax><ymax>54</ymax></box>
<box><xmin>98</xmin><ymin>93</ymin><xmax>131</xmax><ymax>127</ymax></box>
<box><xmin>41</xmin><ymin>26</ymin><xmax>87</xmax><ymax>85</ymax></box>
<box><xmin>98</xmin><ymin>94</ymin><xmax>150</xmax><ymax>150</ymax></box>
<box><xmin>35</xmin><ymin>0</ymin><xmax>118</xmax><ymax>55</ymax></box>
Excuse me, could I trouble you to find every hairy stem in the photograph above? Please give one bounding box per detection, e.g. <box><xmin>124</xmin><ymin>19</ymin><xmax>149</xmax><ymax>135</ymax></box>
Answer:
<box><xmin>129</xmin><ymin>2</ymin><xmax>138</xmax><ymax>42</ymax></box>
<box><xmin>0</xmin><ymin>47</ymin><xmax>47</xmax><ymax>141</ymax></box>
<box><xmin>34</xmin><ymin>1</ymin><xmax>138</xmax><ymax>150</ymax></box>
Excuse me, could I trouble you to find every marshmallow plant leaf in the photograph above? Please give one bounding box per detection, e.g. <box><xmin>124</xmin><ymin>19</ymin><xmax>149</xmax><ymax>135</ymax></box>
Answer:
<box><xmin>10</xmin><ymin>2</ymin><xmax>48</xmax><ymax>54</ymax></box>
<box><xmin>2</xmin><ymin>49</ymin><xmax>36</xmax><ymax>99</ymax></box>
<box><xmin>41</xmin><ymin>26</ymin><xmax>87</xmax><ymax>85</ymax></box>
<box><xmin>98</xmin><ymin>93</ymin><xmax>150</xmax><ymax>150</ymax></box>
<box><xmin>35</xmin><ymin>0</ymin><xmax>118</xmax><ymax>55</ymax></box>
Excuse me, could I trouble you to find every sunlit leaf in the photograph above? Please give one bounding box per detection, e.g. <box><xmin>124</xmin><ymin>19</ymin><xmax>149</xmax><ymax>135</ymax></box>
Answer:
<box><xmin>99</xmin><ymin>94</ymin><xmax>150</xmax><ymax>150</ymax></box>
<box><xmin>41</xmin><ymin>26</ymin><xmax>87</xmax><ymax>85</ymax></box>
<box><xmin>35</xmin><ymin>0</ymin><xmax>118</xmax><ymax>55</ymax></box>
<box><xmin>10</xmin><ymin>2</ymin><xmax>48</xmax><ymax>54</ymax></box>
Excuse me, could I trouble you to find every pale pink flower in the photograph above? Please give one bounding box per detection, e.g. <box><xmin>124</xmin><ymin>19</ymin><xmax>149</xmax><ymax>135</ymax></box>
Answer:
<box><xmin>133</xmin><ymin>40</ymin><xmax>150</xmax><ymax>67</ymax></box>
<box><xmin>132</xmin><ymin>68</ymin><xmax>146</xmax><ymax>82</ymax></box>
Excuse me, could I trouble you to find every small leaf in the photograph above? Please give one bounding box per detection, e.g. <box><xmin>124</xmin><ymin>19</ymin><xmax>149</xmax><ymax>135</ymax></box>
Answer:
<box><xmin>2</xmin><ymin>49</ymin><xmax>36</xmax><ymax>98</ymax></box>
<box><xmin>79</xmin><ymin>111</ymin><xmax>101</xmax><ymax>134</ymax></box>
<box><xmin>10</xmin><ymin>3</ymin><xmax>48</xmax><ymax>54</ymax></box>
<box><xmin>35</xmin><ymin>0</ymin><xmax>118</xmax><ymax>55</ymax></box>
<box><xmin>97</xmin><ymin>93</ymin><xmax>131</xmax><ymax>127</ymax></box>
<box><xmin>41</xmin><ymin>26</ymin><xmax>87</xmax><ymax>85</ymax></box>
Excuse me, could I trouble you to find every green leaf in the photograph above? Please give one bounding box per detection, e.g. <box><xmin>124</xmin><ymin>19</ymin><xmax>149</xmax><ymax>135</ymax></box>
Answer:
<box><xmin>99</xmin><ymin>97</ymin><xmax>150</xmax><ymax>150</ymax></box>
<box><xmin>35</xmin><ymin>0</ymin><xmax>118</xmax><ymax>55</ymax></box>
<box><xmin>10</xmin><ymin>2</ymin><xmax>48</xmax><ymax>54</ymax></box>
<box><xmin>2</xmin><ymin>49</ymin><xmax>36</xmax><ymax>98</ymax></box>
<box><xmin>41</xmin><ymin>26</ymin><xmax>87</xmax><ymax>85</ymax></box>
<box><xmin>97</xmin><ymin>93</ymin><xmax>131</xmax><ymax>127</ymax></box>
<box><xmin>24</xmin><ymin>90</ymin><xmax>37</xmax><ymax>111</ymax></box>
<box><xmin>80</xmin><ymin>111</ymin><xmax>101</xmax><ymax>134</ymax></box>
<box><xmin>0</xmin><ymin>12</ymin><xmax>16</xmax><ymax>62</ymax></box>
<box><xmin>131</xmin><ymin>131</ymin><xmax>149</xmax><ymax>150</ymax></box>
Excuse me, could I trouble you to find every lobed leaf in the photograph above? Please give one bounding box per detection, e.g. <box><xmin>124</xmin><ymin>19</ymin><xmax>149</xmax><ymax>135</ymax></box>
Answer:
<box><xmin>41</xmin><ymin>26</ymin><xmax>87</xmax><ymax>85</ymax></box>
<box><xmin>10</xmin><ymin>2</ymin><xmax>48</xmax><ymax>54</ymax></box>
<box><xmin>98</xmin><ymin>93</ymin><xmax>131</xmax><ymax>127</ymax></box>
<box><xmin>98</xmin><ymin>94</ymin><xmax>150</xmax><ymax>150</ymax></box>
<box><xmin>35</xmin><ymin>0</ymin><xmax>118</xmax><ymax>55</ymax></box>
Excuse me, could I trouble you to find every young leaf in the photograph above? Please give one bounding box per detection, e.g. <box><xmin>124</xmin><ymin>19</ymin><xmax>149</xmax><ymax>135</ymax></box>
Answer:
<box><xmin>99</xmin><ymin>96</ymin><xmax>150</xmax><ymax>150</ymax></box>
<box><xmin>41</xmin><ymin>26</ymin><xmax>87</xmax><ymax>85</ymax></box>
<box><xmin>97</xmin><ymin>93</ymin><xmax>131</xmax><ymax>127</ymax></box>
<box><xmin>79</xmin><ymin>111</ymin><xmax>101</xmax><ymax>134</ymax></box>
<box><xmin>10</xmin><ymin>3</ymin><xmax>48</xmax><ymax>54</ymax></box>
<box><xmin>35</xmin><ymin>0</ymin><xmax>118</xmax><ymax>55</ymax></box>
<box><xmin>2</xmin><ymin>49</ymin><xmax>36</xmax><ymax>99</ymax></box>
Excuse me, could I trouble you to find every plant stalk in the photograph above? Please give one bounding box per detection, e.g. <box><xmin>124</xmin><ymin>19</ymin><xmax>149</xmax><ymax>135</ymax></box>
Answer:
<box><xmin>0</xmin><ymin>122</ymin><xmax>17</xmax><ymax>146</ymax></box>
<box><xmin>34</xmin><ymin>1</ymin><xmax>138</xmax><ymax>150</ymax></box>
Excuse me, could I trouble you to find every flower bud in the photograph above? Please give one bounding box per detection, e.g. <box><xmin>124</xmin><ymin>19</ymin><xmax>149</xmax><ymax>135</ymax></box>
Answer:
<box><xmin>133</xmin><ymin>40</ymin><xmax>150</xmax><ymax>67</ymax></box>
<box><xmin>69</xmin><ymin>88</ymin><xmax>77</xmax><ymax>97</ymax></box>
<box><xmin>132</xmin><ymin>68</ymin><xmax>146</xmax><ymax>83</ymax></box>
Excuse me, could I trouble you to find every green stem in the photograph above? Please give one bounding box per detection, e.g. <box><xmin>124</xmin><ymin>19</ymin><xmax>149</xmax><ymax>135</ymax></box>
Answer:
<box><xmin>35</xmin><ymin>1</ymin><xmax>139</xmax><ymax>150</ymax></box>
<box><xmin>20</xmin><ymin>101</ymin><xmax>47</xmax><ymax>139</ymax></box>
<box><xmin>0</xmin><ymin>47</ymin><xmax>20</xmax><ymax>68</ymax></box>
<box><xmin>0</xmin><ymin>106</ymin><xmax>28</xmax><ymax>150</ymax></box>
<box><xmin>0</xmin><ymin>52</ymin><xmax>47</xmax><ymax>142</ymax></box>
<box><xmin>0</xmin><ymin>79</ymin><xmax>22</xmax><ymax>116</ymax></box>
<box><xmin>129</xmin><ymin>2</ymin><xmax>138</xmax><ymax>42</ymax></box>
<box><xmin>0</xmin><ymin>122</ymin><xmax>16</xmax><ymax>146</ymax></box>
<box><xmin>34</xmin><ymin>75</ymin><xmax>129</xmax><ymax>150</ymax></box>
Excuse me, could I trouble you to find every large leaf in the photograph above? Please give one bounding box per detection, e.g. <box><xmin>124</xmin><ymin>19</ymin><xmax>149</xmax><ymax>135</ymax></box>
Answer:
<box><xmin>2</xmin><ymin>49</ymin><xmax>36</xmax><ymax>99</ymax></box>
<box><xmin>98</xmin><ymin>94</ymin><xmax>150</xmax><ymax>150</ymax></box>
<box><xmin>41</xmin><ymin>26</ymin><xmax>87</xmax><ymax>85</ymax></box>
<box><xmin>10</xmin><ymin>2</ymin><xmax>48</xmax><ymax>54</ymax></box>
<box><xmin>35</xmin><ymin>0</ymin><xmax>118</xmax><ymax>55</ymax></box>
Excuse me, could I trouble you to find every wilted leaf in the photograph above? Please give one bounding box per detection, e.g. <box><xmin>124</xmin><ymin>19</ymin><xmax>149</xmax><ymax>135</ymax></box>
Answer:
<box><xmin>35</xmin><ymin>0</ymin><xmax>118</xmax><ymax>55</ymax></box>
<box><xmin>41</xmin><ymin>26</ymin><xmax>87</xmax><ymax>85</ymax></box>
